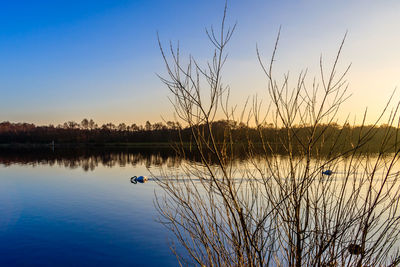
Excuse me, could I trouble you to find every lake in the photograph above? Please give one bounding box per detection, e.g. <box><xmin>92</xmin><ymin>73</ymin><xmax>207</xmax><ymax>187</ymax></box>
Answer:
<box><xmin>1</xmin><ymin>147</ymin><xmax>400</xmax><ymax>266</ymax></box>
<box><xmin>0</xmin><ymin>148</ymin><xmax>181</xmax><ymax>266</ymax></box>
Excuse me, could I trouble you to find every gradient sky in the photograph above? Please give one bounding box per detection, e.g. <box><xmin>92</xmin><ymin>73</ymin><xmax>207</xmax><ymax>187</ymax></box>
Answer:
<box><xmin>1</xmin><ymin>0</ymin><xmax>400</xmax><ymax>126</ymax></box>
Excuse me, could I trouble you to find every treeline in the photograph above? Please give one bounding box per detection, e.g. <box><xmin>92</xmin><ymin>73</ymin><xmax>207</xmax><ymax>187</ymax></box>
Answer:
<box><xmin>0</xmin><ymin>119</ymin><xmax>185</xmax><ymax>144</ymax></box>
<box><xmin>0</xmin><ymin>119</ymin><xmax>399</xmax><ymax>154</ymax></box>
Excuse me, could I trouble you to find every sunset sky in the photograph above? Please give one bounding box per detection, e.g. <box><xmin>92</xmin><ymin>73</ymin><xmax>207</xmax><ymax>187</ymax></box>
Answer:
<box><xmin>1</xmin><ymin>0</ymin><xmax>400</xmax><ymax>126</ymax></box>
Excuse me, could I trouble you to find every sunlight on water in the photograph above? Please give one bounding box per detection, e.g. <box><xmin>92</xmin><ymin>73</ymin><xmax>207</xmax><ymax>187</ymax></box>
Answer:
<box><xmin>1</xmin><ymin>148</ymin><xmax>399</xmax><ymax>266</ymax></box>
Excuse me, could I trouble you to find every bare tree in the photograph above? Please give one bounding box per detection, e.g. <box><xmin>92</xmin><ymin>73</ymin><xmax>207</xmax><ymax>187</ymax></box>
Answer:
<box><xmin>155</xmin><ymin>4</ymin><xmax>400</xmax><ymax>266</ymax></box>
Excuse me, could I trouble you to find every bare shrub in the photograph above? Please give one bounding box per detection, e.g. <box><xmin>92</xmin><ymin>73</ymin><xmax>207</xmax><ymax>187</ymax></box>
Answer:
<box><xmin>155</xmin><ymin>4</ymin><xmax>400</xmax><ymax>266</ymax></box>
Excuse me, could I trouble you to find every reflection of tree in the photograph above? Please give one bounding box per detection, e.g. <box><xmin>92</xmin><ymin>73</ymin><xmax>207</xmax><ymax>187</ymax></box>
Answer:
<box><xmin>0</xmin><ymin>147</ymin><xmax>184</xmax><ymax>171</ymax></box>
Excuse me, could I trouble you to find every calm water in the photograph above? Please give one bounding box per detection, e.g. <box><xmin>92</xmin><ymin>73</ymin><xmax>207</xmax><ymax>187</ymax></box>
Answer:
<box><xmin>0</xmin><ymin>148</ymin><xmax>181</xmax><ymax>266</ymax></box>
<box><xmin>1</xmin><ymin>147</ymin><xmax>398</xmax><ymax>266</ymax></box>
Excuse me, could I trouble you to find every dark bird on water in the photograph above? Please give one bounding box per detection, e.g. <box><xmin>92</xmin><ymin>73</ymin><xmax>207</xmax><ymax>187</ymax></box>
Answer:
<box><xmin>131</xmin><ymin>176</ymin><xmax>148</xmax><ymax>184</ymax></box>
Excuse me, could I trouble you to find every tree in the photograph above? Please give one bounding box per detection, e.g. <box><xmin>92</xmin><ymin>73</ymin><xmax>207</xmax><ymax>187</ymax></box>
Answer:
<box><xmin>155</xmin><ymin>4</ymin><xmax>400</xmax><ymax>267</ymax></box>
<box><xmin>145</xmin><ymin>121</ymin><xmax>152</xmax><ymax>131</ymax></box>
<box><xmin>67</xmin><ymin>121</ymin><xmax>78</xmax><ymax>129</ymax></box>
<box><xmin>88</xmin><ymin>119</ymin><xmax>96</xmax><ymax>130</ymax></box>
<box><xmin>81</xmin><ymin>118</ymin><xmax>89</xmax><ymax>130</ymax></box>
<box><xmin>118</xmin><ymin>123</ymin><xmax>127</xmax><ymax>131</ymax></box>
<box><xmin>105</xmin><ymin>123</ymin><xmax>115</xmax><ymax>131</ymax></box>
<box><xmin>152</xmin><ymin>122</ymin><xmax>165</xmax><ymax>131</ymax></box>
<box><xmin>130</xmin><ymin>123</ymin><xmax>140</xmax><ymax>132</ymax></box>
<box><xmin>166</xmin><ymin>121</ymin><xmax>177</xmax><ymax>130</ymax></box>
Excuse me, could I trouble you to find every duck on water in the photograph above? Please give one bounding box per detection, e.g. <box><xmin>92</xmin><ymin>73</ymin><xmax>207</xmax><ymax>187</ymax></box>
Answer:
<box><xmin>131</xmin><ymin>176</ymin><xmax>148</xmax><ymax>184</ymax></box>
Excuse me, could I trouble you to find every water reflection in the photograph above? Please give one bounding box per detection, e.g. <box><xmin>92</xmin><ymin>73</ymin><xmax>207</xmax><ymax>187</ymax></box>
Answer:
<box><xmin>0</xmin><ymin>147</ymin><xmax>183</xmax><ymax>171</ymax></box>
<box><xmin>2</xmin><ymin>147</ymin><xmax>399</xmax><ymax>266</ymax></box>
<box><xmin>0</xmin><ymin>149</ymin><xmax>178</xmax><ymax>266</ymax></box>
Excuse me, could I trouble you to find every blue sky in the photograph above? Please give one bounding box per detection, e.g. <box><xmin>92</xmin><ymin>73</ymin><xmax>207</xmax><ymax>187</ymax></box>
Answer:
<box><xmin>1</xmin><ymin>0</ymin><xmax>400</xmax><ymax>125</ymax></box>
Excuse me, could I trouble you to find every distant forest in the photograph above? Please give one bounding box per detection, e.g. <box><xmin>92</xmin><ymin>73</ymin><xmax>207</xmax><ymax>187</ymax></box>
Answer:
<box><xmin>0</xmin><ymin>119</ymin><xmax>399</xmax><ymax>154</ymax></box>
<box><xmin>0</xmin><ymin>119</ymin><xmax>184</xmax><ymax>144</ymax></box>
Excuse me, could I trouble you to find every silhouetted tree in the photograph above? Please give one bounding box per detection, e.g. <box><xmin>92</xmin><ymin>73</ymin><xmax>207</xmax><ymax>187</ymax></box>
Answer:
<box><xmin>81</xmin><ymin>118</ymin><xmax>89</xmax><ymax>130</ymax></box>
<box><xmin>118</xmin><ymin>123</ymin><xmax>127</xmax><ymax>131</ymax></box>
<box><xmin>88</xmin><ymin>119</ymin><xmax>96</xmax><ymax>130</ymax></box>
<box><xmin>67</xmin><ymin>121</ymin><xmax>78</xmax><ymax>129</ymax></box>
<box><xmin>145</xmin><ymin>121</ymin><xmax>152</xmax><ymax>131</ymax></box>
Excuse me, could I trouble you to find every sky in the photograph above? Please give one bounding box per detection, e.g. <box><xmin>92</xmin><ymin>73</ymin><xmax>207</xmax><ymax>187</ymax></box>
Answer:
<box><xmin>1</xmin><ymin>0</ymin><xmax>400</xmax><ymax>126</ymax></box>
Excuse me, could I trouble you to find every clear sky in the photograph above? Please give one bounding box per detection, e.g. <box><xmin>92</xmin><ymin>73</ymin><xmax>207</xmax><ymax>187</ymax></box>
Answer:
<box><xmin>1</xmin><ymin>0</ymin><xmax>400</xmax><ymax>126</ymax></box>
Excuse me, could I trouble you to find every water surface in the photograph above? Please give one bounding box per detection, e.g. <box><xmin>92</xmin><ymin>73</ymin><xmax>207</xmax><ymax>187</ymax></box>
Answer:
<box><xmin>0</xmin><ymin>148</ymin><xmax>179</xmax><ymax>266</ymax></box>
<box><xmin>2</xmin><ymin>147</ymin><xmax>398</xmax><ymax>266</ymax></box>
